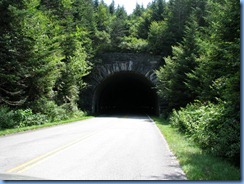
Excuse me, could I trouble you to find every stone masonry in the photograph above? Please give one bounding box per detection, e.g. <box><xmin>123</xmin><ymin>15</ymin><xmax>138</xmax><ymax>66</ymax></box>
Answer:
<box><xmin>79</xmin><ymin>52</ymin><xmax>162</xmax><ymax>113</ymax></box>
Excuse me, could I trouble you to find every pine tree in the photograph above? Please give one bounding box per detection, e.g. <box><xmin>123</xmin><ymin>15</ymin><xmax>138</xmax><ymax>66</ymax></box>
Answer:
<box><xmin>160</xmin><ymin>0</ymin><xmax>206</xmax><ymax>56</ymax></box>
<box><xmin>72</xmin><ymin>0</ymin><xmax>96</xmax><ymax>32</ymax></box>
<box><xmin>109</xmin><ymin>6</ymin><xmax>128</xmax><ymax>50</ymax></box>
<box><xmin>132</xmin><ymin>3</ymin><xmax>144</xmax><ymax>17</ymax></box>
<box><xmin>93</xmin><ymin>1</ymin><xmax>112</xmax><ymax>52</ymax></box>
<box><xmin>185</xmin><ymin>0</ymin><xmax>240</xmax><ymax>163</ymax></box>
<box><xmin>151</xmin><ymin>0</ymin><xmax>166</xmax><ymax>21</ymax></box>
<box><xmin>0</xmin><ymin>0</ymin><xmax>63</xmax><ymax>108</ymax></box>
<box><xmin>46</xmin><ymin>0</ymin><xmax>92</xmax><ymax>112</ymax></box>
<box><xmin>156</xmin><ymin>14</ymin><xmax>201</xmax><ymax>111</ymax></box>
<box><xmin>186</xmin><ymin>0</ymin><xmax>240</xmax><ymax>103</ymax></box>
<box><xmin>93</xmin><ymin>0</ymin><xmax>99</xmax><ymax>9</ymax></box>
<box><xmin>109</xmin><ymin>0</ymin><xmax>115</xmax><ymax>15</ymax></box>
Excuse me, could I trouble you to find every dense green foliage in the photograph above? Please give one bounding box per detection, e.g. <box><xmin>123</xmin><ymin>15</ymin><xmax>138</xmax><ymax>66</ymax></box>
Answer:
<box><xmin>154</xmin><ymin>117</ymin><xmax>240</xmax><ymax>180</ymax></box>
<box><xmin>0</xmin><ymin>0</ymin><xmax>171</xmax><ymax>127</ymax></box>
<box><xmin>170</xmin><ymin>102</ymin><xmax>240</xmax><ymax>165</ymax></box>
<box><xmin>0</xmin><ymin>0</ymin><xmax>240</xmax><ymax>169</ymax></box>
<box><xmin>156</xmin><ymin>0</ymin><xmax>240</xmax><ymax>165</ymax></box>
<box><xmin>0</xmin><ymin>0</ymin><xmax>93</xmax><ymax>125</ymax></box>
<box><xmin>0</xmin><ymin>106</ymin><xmax>48</xmax><ymax>129</ymax></box>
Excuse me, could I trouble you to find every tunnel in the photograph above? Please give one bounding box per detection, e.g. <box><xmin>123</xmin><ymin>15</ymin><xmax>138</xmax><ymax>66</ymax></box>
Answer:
<box><xmin>93</xmin><ymin>71</ymin><xmax>159</xmax><ymax>115</ymax></box>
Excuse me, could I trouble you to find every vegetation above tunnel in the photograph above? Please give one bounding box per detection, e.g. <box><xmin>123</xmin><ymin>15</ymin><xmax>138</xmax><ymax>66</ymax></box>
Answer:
<box><xmin>0</xmin><ymin>0</ymin><xmax>240</xmax><ymax>168</ymax></box>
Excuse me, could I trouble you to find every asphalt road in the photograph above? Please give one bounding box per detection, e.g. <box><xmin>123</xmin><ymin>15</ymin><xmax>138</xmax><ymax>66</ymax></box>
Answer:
<box><xmin>0</xmin><ymin>115</ymin><xmax>186</xmax><ymax>180</ymax></box>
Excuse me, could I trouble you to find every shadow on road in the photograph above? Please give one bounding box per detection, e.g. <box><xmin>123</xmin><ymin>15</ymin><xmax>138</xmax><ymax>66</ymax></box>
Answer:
<box><xmin>96</xmin><ymin>112</ymin><xmax>153</xmax><ymax>119</ymax></box>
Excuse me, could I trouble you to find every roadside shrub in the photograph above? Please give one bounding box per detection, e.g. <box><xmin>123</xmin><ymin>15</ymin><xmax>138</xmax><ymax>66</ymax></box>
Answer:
<box><xmin>28</xmin><ymin>98</ymin><xmax>86</xmax><ymax>122</ymax></box>
<box><xmin>31</xmin><ymin>98</ymin><xmax>68</xmax><ymax>121</ymax></box>
<box><xmin>0</xmin><ymin>103</ymin><xmax>85</xmax><ymax>131</ymax></box>
<box><xmin>213</xmin><ymin>107</ymin><xmax>240</xmax><ymax>165</ymax></box>
<box><xmin>0</xmin><ymin>106</ymin><xmax>19</xmax><ymax>129</ymax></box>
<box><xmin>171</xmin><ymin>102</ymin><xmax>224</xmax><ymax>148</ymax></box>
<box><xmin>170</xmin><ymin>101</ymin><xmax>240</xmax><ymax>164</ymax></box>
<box><xmin>45</xmin><ymin>103</ymin><xmax>68</xmax><ymax>121</ymax></box>
<box><xmin>0</xmin><ymin>106</ymin><xmax>49</xmax><ymax>130</ymax></box>
<box><xmin>70</xmin><ymin>109</ymin><xmax>86</xmax><ymax>118</ymax></box>
<box><xmin>15</xmin><ymin>109</ymin><xmax>49</xmax><ymax>127</ymax></box>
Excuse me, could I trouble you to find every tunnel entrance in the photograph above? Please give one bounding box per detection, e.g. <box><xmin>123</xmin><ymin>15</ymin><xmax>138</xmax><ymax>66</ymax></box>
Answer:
<box><xmin>93</xmin><ymin>72</ymin><xmax>159</xmax><ymax>115</ymax></box>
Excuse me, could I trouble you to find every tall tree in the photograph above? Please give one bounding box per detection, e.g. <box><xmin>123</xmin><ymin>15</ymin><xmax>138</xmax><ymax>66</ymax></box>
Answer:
<box><xmin>109</xmin><ymin>5</ymin><xmax>128</xmax><ymax>50</ymax></box>
<box><xmin>93</xmin><ymin>0</ymin><xmax>99</xmax><ymax>9</ymax></box>
<box><xmin>109</xmin><ymin>0</ymin><xmax>115</xmax><ymax>15</ymax></box>
<box><xmin>73</xmin><ymin>0</ymin><xmax>96</xmax><ymax>33</ymax></box>
<box><xmin>151</xmin><ymin>0</ymin><xmax>166</xmax><ymax>21</ymax></box>
<box><xmin>160</xmin><ymin>0</ymin><xmax>206</xmax><ymax>56</ymax></box>
<box><xmin>92</xmin><ymin>1</ymin><xmax>112</xmax><ymax>52</ymax></box>
<box><xmin>186</xmin><ymin>0</ymin><xmax>240</xmax><ymax>104</ymax></box>
<box><xmin>156</xmin><ymin>14</ymin><xmax>201</xmax><ymax>111</ymax></box>
<box><xmin>48</xmin><ymin>0</ymin><xmax>92</xmax><ymax>112</ymax></box>
<box><xmin>132</xmin><ymin>3</ymin><xmax>144</xmax><ymax>17</ymax></box>
<box><xmin>187</xmin><ymin>0</ymin><xmax>240</xmax><ymax>163</ymax></box>
<box><xmin>0</xmin><ymin>0</ymin><xmax>63</xmax><ymax>108</ymax></box>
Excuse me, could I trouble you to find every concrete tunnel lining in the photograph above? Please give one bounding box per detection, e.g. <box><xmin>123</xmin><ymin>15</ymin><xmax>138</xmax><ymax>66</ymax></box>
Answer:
<box><xmin>93</xmin><ymin>71</ymin><xmax>159</xmax><ymax>115</ymax></box>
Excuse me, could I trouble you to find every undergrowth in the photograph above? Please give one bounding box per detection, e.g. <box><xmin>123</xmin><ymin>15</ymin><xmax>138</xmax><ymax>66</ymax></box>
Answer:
<box><xmin>153</xmin><ymin>116</ymin><xmax>240</xmax><ymax>180</ymax></box>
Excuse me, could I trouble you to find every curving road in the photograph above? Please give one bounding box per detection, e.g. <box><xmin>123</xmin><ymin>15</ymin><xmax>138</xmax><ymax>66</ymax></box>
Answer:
<box><xmin>0</xmin><ymin>115</ymin><xmax>186</xmax><ymax>180</ymax></box>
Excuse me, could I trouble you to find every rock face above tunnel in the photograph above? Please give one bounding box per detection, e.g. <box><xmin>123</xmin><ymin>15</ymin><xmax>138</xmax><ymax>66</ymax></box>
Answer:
<box><xmin>90</xmin><ymin>53</ymin><xmax>162</xmax><ymax>86</ymax></box>
<box><xmin>80</xmin><ymin>52</ymin><xmax>162</xmax><ymax>114</ymax></box>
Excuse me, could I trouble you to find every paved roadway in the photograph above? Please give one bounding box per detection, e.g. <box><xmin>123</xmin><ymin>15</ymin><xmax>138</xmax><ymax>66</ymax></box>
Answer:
<box><xmin>0</xmin><ymin>115</ymin><xmax>186</xmax><ymax>180</ymax></box>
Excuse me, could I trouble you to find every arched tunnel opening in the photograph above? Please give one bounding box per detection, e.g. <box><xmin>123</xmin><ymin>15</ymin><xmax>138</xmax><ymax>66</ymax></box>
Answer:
<box><xmin>93</xmin><ymin>72</ymin><xmax>159</xmax><ymax>115</ymax></box>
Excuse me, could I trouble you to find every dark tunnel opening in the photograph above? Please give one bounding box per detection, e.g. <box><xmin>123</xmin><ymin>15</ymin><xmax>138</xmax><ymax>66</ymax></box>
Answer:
<box><xmin>94</xmin><ymin>72</ymin><xmax>159</xmax><ymax>115</ymax></box>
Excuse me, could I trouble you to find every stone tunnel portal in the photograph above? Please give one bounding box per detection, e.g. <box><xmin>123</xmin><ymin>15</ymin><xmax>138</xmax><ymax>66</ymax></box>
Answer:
<box><xmin>93</xmin><ymin>72</ymin><xmax>159</xmax><ymax>115</ymax></box>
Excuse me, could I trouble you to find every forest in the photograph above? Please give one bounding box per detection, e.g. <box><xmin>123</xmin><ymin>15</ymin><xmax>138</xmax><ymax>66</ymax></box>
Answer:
<box><xmin>0</xmin><ymin>0</ymin><xmax>240</xmax><ymax>166</ymax></box>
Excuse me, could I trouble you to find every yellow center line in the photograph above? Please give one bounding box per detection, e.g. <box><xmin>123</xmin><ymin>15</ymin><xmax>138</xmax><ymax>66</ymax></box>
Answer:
<box><xmin>6</xmin><ymin>131</ymin><xmax>99</xmax><ymax>174</ymax></box>
<box><xmin>6</xmin><ymin>120</ymin><xmax>119</xmax><ymax>174</ymax></box>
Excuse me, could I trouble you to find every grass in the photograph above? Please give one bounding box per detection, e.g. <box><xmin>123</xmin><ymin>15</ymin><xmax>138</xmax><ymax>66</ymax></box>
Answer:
<box><xmin>153</xmin><ymin>116</ymin><xmax>240</xmax><ymax>180</ymax></box>
<box><xmin>0</xmin><ymin>116</ymin><xmax>93</xmax><ymax>137</ymax></box>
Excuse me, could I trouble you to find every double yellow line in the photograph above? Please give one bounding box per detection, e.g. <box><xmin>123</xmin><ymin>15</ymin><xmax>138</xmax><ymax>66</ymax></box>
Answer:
<box><xmin>7</xmin><ymin>132</ymin><xmax>98</xmax><ymax>174</ymax></box>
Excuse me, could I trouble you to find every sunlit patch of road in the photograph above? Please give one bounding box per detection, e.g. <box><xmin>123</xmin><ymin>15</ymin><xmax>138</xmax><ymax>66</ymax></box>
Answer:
<box><xmin>0</xmin><ymin>115</ymin><xmax>186</xmax><ymax>180</ymax></box>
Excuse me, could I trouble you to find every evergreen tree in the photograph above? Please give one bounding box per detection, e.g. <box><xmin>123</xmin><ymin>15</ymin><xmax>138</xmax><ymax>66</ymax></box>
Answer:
<box><xmin>92</xmin><ymin>1</ymin><xmax>113</xmax><ymax>53</ymax></box>
<box><xmin>132</xmin><ymin>3</ymin><xmax>144</xmax><ymax>17</ymax></box>
<box><xmin>0</xmin><ymin>0</ymin><xmax>63</xmax><ymax>108</ymax></box>
<box><xmin>48</xmin><ymin>0</ymin><xmax>92</xmax><ymax>112</ymax></box>
<box><xmin>185</xmin><ymin>0</ymin><xmax>239</xmax><ymax>163</ymax></box>
<box><xmin>136</xmin><ymin>10</ymin><xmax>152</xmax><ymax>39</ymax></box>
<box><xmin>93</xmin><ymin>0</ymin><xmax>99</xmax><ymax>9</ymax></box>
<box><xmin>109</xmin><ymin>6</ymin><xmax>128</xmax><ymax>50</ymax></box>
<box><xmin>156</xmin><ymin>14</ymin><xmax>200</xmax><ymax>111</ymax></box>
<box><xmin>151</xmin><ymin>0</ymin><xmax>166</xmax><ymax>21</ymax></box>
<box><xmin>109</xmin><ymin>0</ymin><xmax>115</xmax><ymax>15</ymax></box>
<box><xmin>160</xmin><ymin>0</ymin><xmax>206</xmax><ymax>56</ymax></box>
<box><xmin>73</xmin><ymin>0</ymin><xmax>96</xmax><ymax>33</ymax></box>
<box><xmin>186</xmin><ymin>0</ymin><xmax>240</xmax><ymax>104</ymax></box>
<box><xmin>148</xmin><ymin>21</ymin><xmax>169</xmax><ymax>54</ymax></box>
<box><xmin>95</xmin><ymin>0</ymin><xmax>111</xmax><ymax>32</ymax></box>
